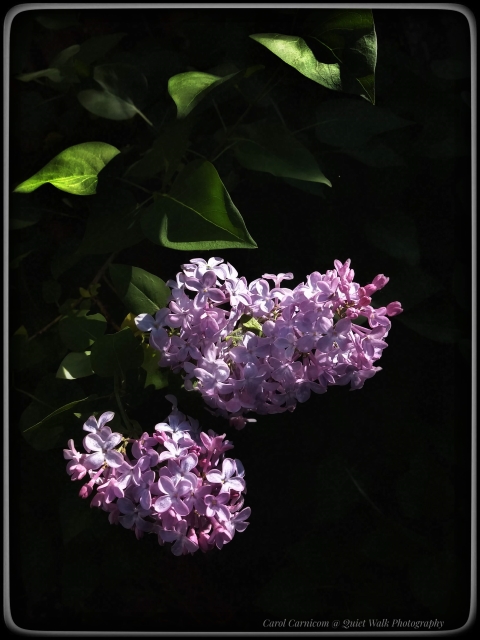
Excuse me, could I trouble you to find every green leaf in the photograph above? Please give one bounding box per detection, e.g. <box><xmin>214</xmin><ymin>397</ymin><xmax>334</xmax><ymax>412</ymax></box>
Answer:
<box><xmin>250</xmin><ymin>33</ymin><xmax>341</xmax><ymax>91</ymax></box>
<box><xmin>58</xmin><ymin>312</ymin><xmax>107</xmax><ymax>352</ymax></box>
<box><xmin>9</xmin><ymin>203</ymin><xmax>42</xmax><ymax>229</ymax></box>
<box><xmin>78</xmin><ymin>89</ymin><xmax>139</xmax><ymax>121</ymax></box>
<box><xmin>109</xmin><ymin>264</ymin><xmax>170</xmax><ymax>316</ymax></box>
<box><xmin>78</xmin><ymin>188</ymin><xmax>144</xmax><ymax>255</ymax></box>
<box><xmin>90</xmin><ymin>328</ymin><xmax>143</xmax><ymax>378</ymax></box>
<box><xmin>141</xmin><ymin>159</ymin><xmax>257</xmax><ymax>251</ymax></box>
<box><xmin>283</xmin><ymin>177</ymin><xmax>327</xmax><ymax>198</ymax></box>
<box><xmin>13</xmin><ymin>142</ymin><xmax>120</xmax><ymax>195</ymax></box>
<box><xmin>56</xmin><ymin>351</ymin><xmax>94</xmax><ymax>379</ymax></box>
<box><xmin>241</xmin><ymin>316</ymin><xmax>263</xmax><ymax>335</ymax></box>
<box><xmin>17</xmin><ymin>68</ymin><xmax>63</xmax><ymax>82</ymax></box>
<box><xmin>75</xmin><ymin>33</ymin><xmax>126</xmax><ymax>67</ymax></box>
<box><xmin>78</xmin><ymin>63</ymin><xmax>153</xmax><ymax>125</ymax></box>
<box><xmin>250</xmin><ymin>9</ymin><xmax>377</xmax><ymax>103</ymax></box>
<box><xmin>141</xmin><ymin>343</ymin><xmax>169</xmax><ymax>390</ymax></box>
<box><xmin>124</xmin><ymin>118</ymin><xmax>193</xmax><ymax>184</ymax></box>
<box><xmin>168</xmin><ymin>70</ymin><xmax>240</xmax><ymax>119</ymax></box>
<box><xmin>315</xmin><ymin>99</ymin><xmax>412</xmax><ymax>149</ymax></box>
<box><xmin>17</xmin><ymin>45</ymin><xmax>81</xmax><ymax>83</ymax></box>
<box><xmin>22</xmin><ymin>396</ymin><xmax>96</xmax><ymax>436</ymax></box>
<box><xmin>19</xmin><ymin>375</ymin><xmax>87</xmax><ymax>449</ymax></box>
<box><xmin>343</xmin><ymin>140</ymin><xmax>405</xmax><ymax>167</ymax></box>
<box><xmin>233</xmin><ymin>122</ymin><xmax>331</xmax><ymax>186</ymax></box>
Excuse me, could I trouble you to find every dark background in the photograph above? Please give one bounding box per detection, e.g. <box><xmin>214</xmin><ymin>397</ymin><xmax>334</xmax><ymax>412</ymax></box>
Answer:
<box><xmin>8</xmin><ymin>7</ymin><xmax>472</xmax><ymax>633</ymax></box>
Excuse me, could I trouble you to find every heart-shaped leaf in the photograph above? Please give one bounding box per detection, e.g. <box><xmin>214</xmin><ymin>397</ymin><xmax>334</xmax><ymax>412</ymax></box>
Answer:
<box><xmin>124</xmin><ymin>119</ymin><xmax>193</xmax><ymax>183</ymax></box>
<box><xmin>168</xmin><ymin>70</ymin><xmax>240</xmax><ymax>119</ymax></box>
<box><xmin>141</xmin><ymin>160</ymin><xmax>257</xmax><ymax>251</ymax></box>
<box><xmin>22</xmin><ymin>395</ymin><xmax>97</xmax><ymax>443</ymax></box>
<box><xmin>109</xmin><ymin>264</ymin><xmax>171</xmax><ymax>316</ymax></box>
<box><xmin>233</xmin><ymin>122</ymin><xmax>331</xmax><ymax>186</ymax></box>
<box><xmin>9</xmin><ymin>201</ymin><xmax>42</xmax><ymax>229</ymax></box>
<box><xmin>250</xmin><ymin>9</ymin><xmax>377</xmax><ymax>103</ymax></box>
<box><xmin>78</xmin><ymin>188</ymin><xmax>143</xmax><ymax>255</ymax></box>
<box><xmin>78</xmin><ymin>63</ymin><xmax>153</xmax><ymax>125</ymax></box>
<box><xmin>56</xmin><ymin>351</ymin><xmax>94</xmax><ymax>379</ymax></box>
<box><xmin>75</xmin><ymin>33</ymin><xmax>126</xmax><ymax>67</ymax></box>
<box><xmin>250</xmin><ymin>33</ymin><xmax>342</xmax><ymax>91</ymax></box>
<box><xmin>17</xmin><ymin>44</ymin><xmax>80</xmax><ymax>83</ymax></box>
<box><xmin>58</xmin><ymin>311</ymin><xmax>107</xmax><ymax>352</ymax></box>
<box><xmin>90</xmin><ymin>328</ymin><xmax>143</xmax><ymax>378</ymax></box>
<box><xmin>315</xmin><ymin>99</ymin><xmax>412</xmax><ymax>149</ymax></box>
<box><xmin>142</xmin><ymin>343</ymin><xmax>169</xmax><ymax>390</ymax></box>
<box><xmin>17</xmin><ymin>68</ymin><xmax>63</xmax><ymax>82</ymax></box>
<box><xmin>13</xmin><ymin>142</ymin><xmax>120</xmax><ymax>195</ymax></box>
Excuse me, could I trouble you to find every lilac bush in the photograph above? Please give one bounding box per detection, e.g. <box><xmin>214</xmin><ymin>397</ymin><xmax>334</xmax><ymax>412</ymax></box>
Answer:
<box><xmin>135</xmin><ymin>258</ymin><xmax>403</xmax><ymax>428</ymax></box>
<box><xmin>64</xmin><ymin>398</ymin><xmax>250</xmax><ymax>555</ymax></box>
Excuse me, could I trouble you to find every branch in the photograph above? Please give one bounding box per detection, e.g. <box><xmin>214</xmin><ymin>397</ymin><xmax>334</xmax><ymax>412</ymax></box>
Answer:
<box><xmin>28</xmin><ymin>251</ymin><xmax>118</xmax><ymax>342</ymax></box>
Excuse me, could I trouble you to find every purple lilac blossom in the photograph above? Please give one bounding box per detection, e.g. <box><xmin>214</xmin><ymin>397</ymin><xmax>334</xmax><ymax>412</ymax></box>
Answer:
<box><xmin>64</xmin><ymin>402</ymin><xmax>250</xmax><ymax>555</ymax></box>
<box><xmin>134</xmin><ymin>258</ymin><xmax>403</xmax><ymax>427</ymax></box>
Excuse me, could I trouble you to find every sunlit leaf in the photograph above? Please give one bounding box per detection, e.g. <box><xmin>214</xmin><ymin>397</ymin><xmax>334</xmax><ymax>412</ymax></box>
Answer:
<box><xmin>58</xmin><ymin>311</ymin><xmax>107</xmax><ymax>352</ymax></box>
<box><xmin>250</xmin><ymin>33</ymin><xmax>342</xmax><ymax>91</ymax></box>
<box><xmin>56</xmin><ymin>351</ymin><xmax>94</xmax><ymax>379</ymax></box>
<box><xmin>142</xmin><ymin>343</ymin><xmax>169</xmax><ymax>390</ymax></box>
<box><xmin>109</xmin><ymin>264</ymin><xmax>170</xmax><ymax>316</ymax></box>
<box><xmin>168</xmin><ymin>70</ymin><xmax>240</xmax><ymax>119</ymax></box>
<box><xmin>78</xmin><ymin>63</ymin><xmax>153</xmax><ymax>125</ymax></box>
<box><xmin>120</xmin><ymin>312</ymin><xmax>143</xmax><ymax>334</ymax></box>
<box><xmin>90</xmin><ymin>328</ymin><xmax>143</xmax><ymax>378</ymax></box>
<box><xmin>13</xmin><ymin>142</ymin><xmax>120</xmax><ymax>195</ymax></box>
<box><xmin>78</xmin><ymin>89</ymin><xmax>139</xmax><ymax>120</ymax></box>
<box><xmin>141</xmin><ymin>160</ymin><xmax>257</xmax><ymax>251</ymax></box>
<box><xmin>233</xmin><ymin>122</ymin><xmax>331</xmax><ymax>186</ymax></box>
<box><xmin>250</xmin><ymin>9</ymin><xmax>377</xmax><ymax>103</ymax></box>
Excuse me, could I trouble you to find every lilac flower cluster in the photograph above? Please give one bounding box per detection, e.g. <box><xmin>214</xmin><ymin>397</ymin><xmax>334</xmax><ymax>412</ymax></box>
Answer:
<box><xmin>63</xmin><ymin>397</ymin><xmax>250</xmax><ymax>555</ymax></box>
<box><xmin>135</xmin><ymin>258</ymin><xmax>403</xmax><ymax>428</ymax></box>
